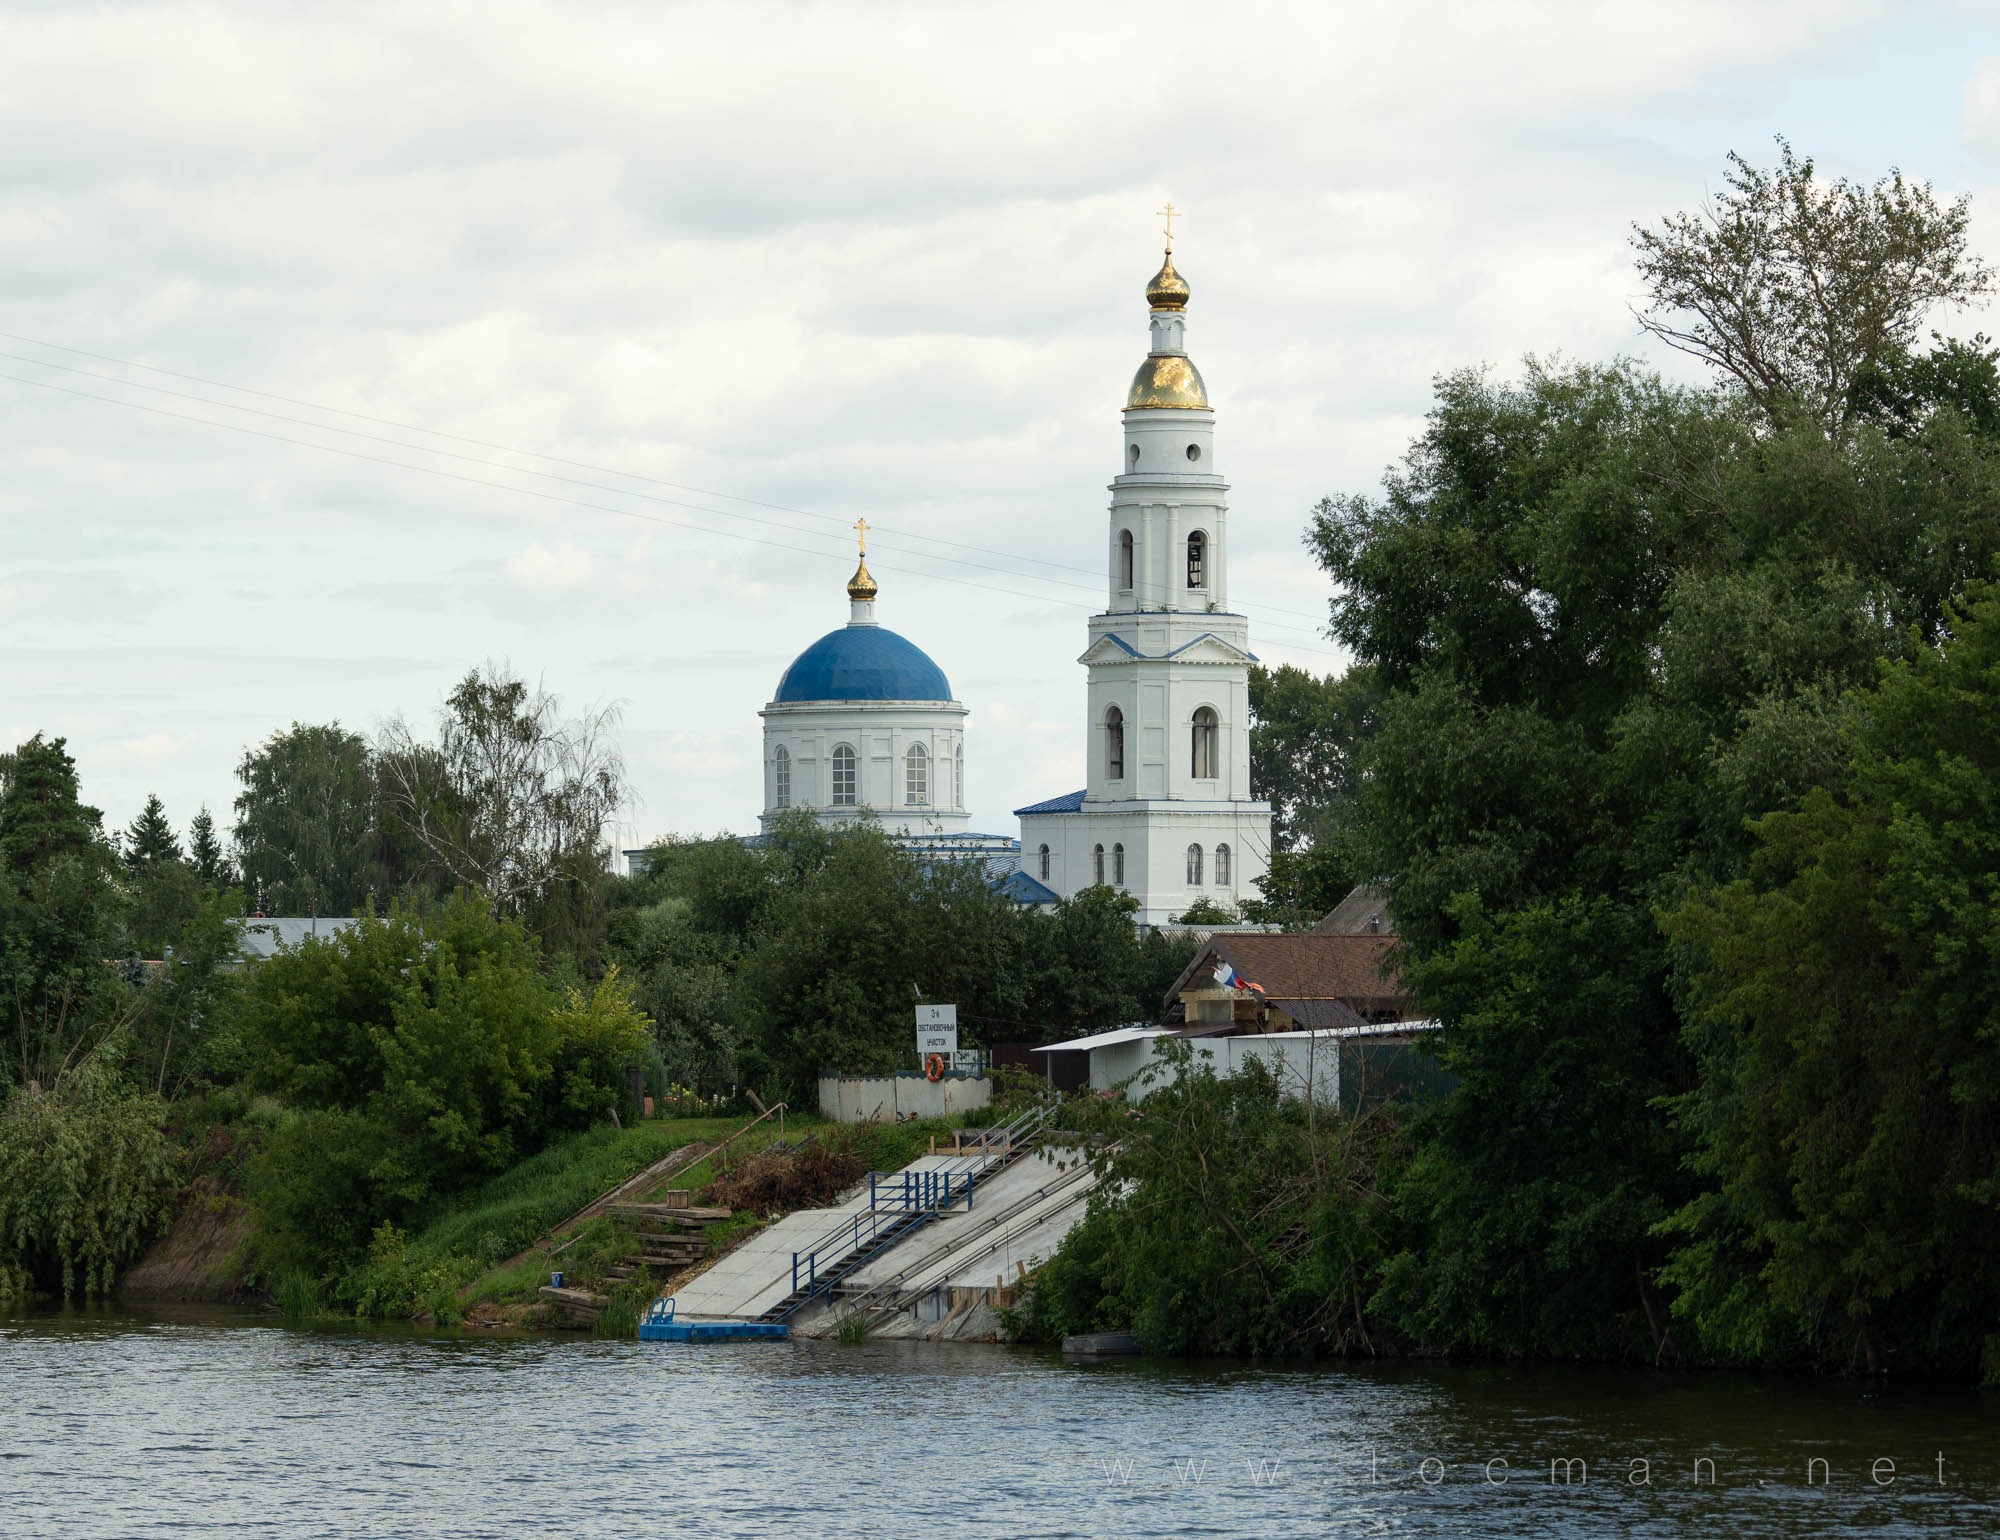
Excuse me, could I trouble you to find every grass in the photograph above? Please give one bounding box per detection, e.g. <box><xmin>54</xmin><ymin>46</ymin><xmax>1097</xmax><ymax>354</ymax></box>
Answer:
<box><xmin>400</xmin><ymin>1109</ymin><xmax>985</xmax><ymax>1324</ymax></box>
<box><xmin>406</xmin><ymin>1117</ymin><xmax>745</xmax><ymax>1268</ymax></box>
<box><xmin>275</xmin><ymin>1269</ymin><xmax>325</xmax><ymax>1321</ymax></box>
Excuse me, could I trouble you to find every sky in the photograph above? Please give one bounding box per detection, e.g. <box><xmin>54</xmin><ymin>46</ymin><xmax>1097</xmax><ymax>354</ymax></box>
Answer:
<box><xmin>6</xmin><ymin>0</ymin><xmax>2000</xmax><ymax>861</ymax></box>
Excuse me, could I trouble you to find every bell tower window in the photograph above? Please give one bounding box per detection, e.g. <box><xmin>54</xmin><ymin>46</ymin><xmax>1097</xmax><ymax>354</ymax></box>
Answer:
<box><xmin>1112</xmin><ymin>843</ymin><xmax>1125</xmax><ymax>885</ymax></box>
<box><xmin>1191</xmin><ymin>707</ymin><xmax>1218</xmax><ymax>780</ymax></box>
<box><xmin>1118</xmin><ymin>529</ymin><xmax>1134</xmax><ymax>591</ymax></box>
<box><xmin>1186</xmin><ymin>530</ymin><xmax>1207</xmax><ymax>588</ymax></box>
<box><xmin>1093</xmin><ymin>844</ymin><xmax>1106</xmax><ymax>885</ymax></box>
<box><xmin>1105</xmin><ymin>705</ymin><xmax>1125</xmax><ymax>780</ymax></box>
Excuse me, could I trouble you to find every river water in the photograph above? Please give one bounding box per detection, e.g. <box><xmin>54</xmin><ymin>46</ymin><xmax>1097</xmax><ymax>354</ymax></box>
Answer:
<box><xmin>5</xmin><ymin>1305</ymin><xmax>1997</xmax><ymax>1538</ymax></box>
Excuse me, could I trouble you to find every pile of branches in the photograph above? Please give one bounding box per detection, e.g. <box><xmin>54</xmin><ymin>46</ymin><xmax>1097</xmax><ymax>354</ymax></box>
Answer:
<box><xmin>702</xmin><ymin>1138</ymin><xmax>862</xmax><ymax>1216</ymax></box>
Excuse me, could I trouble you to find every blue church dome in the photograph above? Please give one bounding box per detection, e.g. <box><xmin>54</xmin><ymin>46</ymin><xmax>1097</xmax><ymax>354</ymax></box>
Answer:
<box><xmin>774</xmin><ymin>624</ymin><xmax>953</xmax><ymax>703</ymax></box>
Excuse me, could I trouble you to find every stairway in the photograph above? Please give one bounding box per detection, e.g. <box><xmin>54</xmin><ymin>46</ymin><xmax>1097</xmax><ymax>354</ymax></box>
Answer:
<box><xmin>757</xmin><ymin>1098</ymin><xmax>1057</xmax><ymax>1324</ymax></box>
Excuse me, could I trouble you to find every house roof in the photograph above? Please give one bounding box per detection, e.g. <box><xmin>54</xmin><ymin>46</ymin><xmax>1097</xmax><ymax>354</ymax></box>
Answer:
<box><xmin>1315</xmin><ymin>883</ymin><xmax>1395</xmax><ymax>936</ymax></box>
<box><xmin>996</xmin><ymin>869</ymin><xmax>1061</xmax><ymax>905</ymax></box>
<box><xmin>1032</xmin><ymin>1024</ymin><xmax>1172</xmax><ymax>1053</ymax></box>
<box><xmin>234</xmin><ymin>916</ymin><xmax>359</xmax><ymax>961</ymax></box>
<box><xmin>1014</xmin><ymin>788</ymin><xmax>1086</xmax><ymax>816</ymax></box>
<box><xmin>1163</xmin><ymin>930</ymin><xmax>1405</xmax><ymax>1014</ymax></box>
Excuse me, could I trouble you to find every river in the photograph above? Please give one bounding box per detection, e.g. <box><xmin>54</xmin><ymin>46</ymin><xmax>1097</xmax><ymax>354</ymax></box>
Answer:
<box><xmin>4</xmin><ymin>1305</ymin><xmax>1996</xmax><ymax>1537</ymax></box>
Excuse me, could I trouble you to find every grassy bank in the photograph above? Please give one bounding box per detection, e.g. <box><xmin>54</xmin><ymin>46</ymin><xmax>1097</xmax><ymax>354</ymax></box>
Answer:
<box><xmin>351</xmin><ymin>1111</ymin><xmax>976</xmax><ymax>1330</ymax></box>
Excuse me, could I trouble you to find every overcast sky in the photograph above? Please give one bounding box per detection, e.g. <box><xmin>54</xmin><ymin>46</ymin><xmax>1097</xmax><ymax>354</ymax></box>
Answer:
<box><xmin>6</xmin><ymin>0</ymin><xmax>2000</xmax><ymax>860</ymax></box>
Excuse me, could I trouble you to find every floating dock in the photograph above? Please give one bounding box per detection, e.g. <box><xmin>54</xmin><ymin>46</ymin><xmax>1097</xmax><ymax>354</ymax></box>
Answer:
<box><xmin>638</xmin><ymin>1298</ymin><xmax>787</xmax><ymax>1343</ymax></box>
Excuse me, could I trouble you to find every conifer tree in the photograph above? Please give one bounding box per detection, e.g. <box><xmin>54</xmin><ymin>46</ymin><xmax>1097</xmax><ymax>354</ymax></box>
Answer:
<box><xmin>121</xmin><ymin>795</ymin><xmax>181</xmax><ymax>873</ymax></box>
<box><xmin>186</xmin><ymin>807</ymin><xmax>229</xmax><ymax>886</ymax></box>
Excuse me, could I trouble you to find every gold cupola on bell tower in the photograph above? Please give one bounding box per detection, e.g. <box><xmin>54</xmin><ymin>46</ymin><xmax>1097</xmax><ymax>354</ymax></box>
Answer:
<box><xmin>1127</xmin><ymin>201</ymin><xmax>1209</xmax><ymax>410</ymax></box>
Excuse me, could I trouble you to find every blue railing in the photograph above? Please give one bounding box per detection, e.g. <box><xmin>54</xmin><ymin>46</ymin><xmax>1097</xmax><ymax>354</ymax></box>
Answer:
<box><xmin>788</xmin><ymin>1171</ymin><xmax>977</xmax><ymax>1302</ymax></box>
<box><xmin>870</xmin><ymin>1169</ymin><xmax>974</xmax><ymax>1213</ymax></box>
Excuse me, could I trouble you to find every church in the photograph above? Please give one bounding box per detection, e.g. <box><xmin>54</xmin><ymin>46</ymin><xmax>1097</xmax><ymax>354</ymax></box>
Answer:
<box><xmin>750</xmin><ymin>223</ymin><xmax>1272</xmax><ymax>925</ymax></box>
<box><xmin>757</xmin><ymin>536</ymin><xmax>970</xmax><ymax>839</ymax></box>
<box><xmin>1012</xmin><ymin>226</ymin><xmax>1273</xmax><ymax>925</ymax></box>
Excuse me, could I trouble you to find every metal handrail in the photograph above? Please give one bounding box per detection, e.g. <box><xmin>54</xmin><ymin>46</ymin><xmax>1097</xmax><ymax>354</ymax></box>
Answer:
<box><xmin>781</xmin><ymin>1094</ymin><xmax>1059</xmax><ymax>1313</ymax></box>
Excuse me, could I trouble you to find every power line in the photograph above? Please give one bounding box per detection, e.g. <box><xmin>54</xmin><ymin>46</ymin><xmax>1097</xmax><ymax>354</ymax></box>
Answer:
<box><xmin>0</xmin><ymin>366</ymin><xmax>1352</xmax><ymax>660</ymax></box>
<box><xmin>0</xmin><ymin>327</ymin><xmax>1348</xmax><ymax>630</ymax></box>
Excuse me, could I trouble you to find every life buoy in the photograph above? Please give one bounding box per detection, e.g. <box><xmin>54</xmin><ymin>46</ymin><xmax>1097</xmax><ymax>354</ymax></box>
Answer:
<box><xmin>924</xmin><ymin>1053</ymin><xmax>946</xmax><ymax>1082</ymax></box>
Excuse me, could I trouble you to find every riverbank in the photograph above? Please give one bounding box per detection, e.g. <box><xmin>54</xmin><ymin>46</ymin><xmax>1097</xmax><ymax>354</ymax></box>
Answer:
<box><xmin>117</xmin><ymin>1105</ymin><xmax>980</xmax><ymax>1334</ymax></box>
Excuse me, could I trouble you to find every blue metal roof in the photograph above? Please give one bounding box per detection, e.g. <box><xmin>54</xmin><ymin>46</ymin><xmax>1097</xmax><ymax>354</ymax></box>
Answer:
<box><xmin>1015</xmin><ymin>788</ymin><xmax>1087</xmax><ymax>816</ymax></box>
<box><xmin>997</xmin><ymin>869</ymin><xmax>1062</xmax><ymax>905</ymax></box>
<box><xmin>774</xmin><ymin>624</ymin><xmax>952</xmax><ymax>703</ymax></box>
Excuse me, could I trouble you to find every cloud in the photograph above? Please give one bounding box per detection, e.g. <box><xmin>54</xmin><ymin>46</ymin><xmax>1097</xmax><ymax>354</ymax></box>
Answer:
<box><xmin>0</xmin><ymin>0</ymin><xmax>1971</xmax><ymax>843</ymax></box>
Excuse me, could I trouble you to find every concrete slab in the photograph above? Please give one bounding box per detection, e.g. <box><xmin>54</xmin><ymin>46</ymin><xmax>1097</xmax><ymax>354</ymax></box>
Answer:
<box><xmin>662</xmin><ymin>1150</ymin><xmax>1021</xmax><ymax>1320</ymax></box>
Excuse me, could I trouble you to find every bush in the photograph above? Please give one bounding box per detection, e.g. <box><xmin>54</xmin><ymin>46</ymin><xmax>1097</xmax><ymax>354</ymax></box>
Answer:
<box><xmin>0</xmin><ymin>1063</ymin><xmax>181</xmax><ymax>1299</ymax></box>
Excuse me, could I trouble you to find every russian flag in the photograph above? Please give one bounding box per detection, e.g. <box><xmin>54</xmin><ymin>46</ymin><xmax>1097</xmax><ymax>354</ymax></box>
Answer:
<box><xmin>1213</xmin><ymin>960</ymin><xmax>1266</xmax><ymax>996</ymax></box>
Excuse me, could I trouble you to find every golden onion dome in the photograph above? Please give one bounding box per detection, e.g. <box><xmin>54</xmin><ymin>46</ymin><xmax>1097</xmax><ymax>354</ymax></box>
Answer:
<box><xmin>1145</xmin><ymin>250</ymin><xmax>1190</xmax><ymax>310</ymax></box>
<box><xmin>846</xmin><ymin>555</ymin><xmax>878</xmax><ymax>602</ymax></box>
<box><xmin>1126</xmin><ymin>353</ymin><xmax>1209</xmax><ymax>410</ymax></box>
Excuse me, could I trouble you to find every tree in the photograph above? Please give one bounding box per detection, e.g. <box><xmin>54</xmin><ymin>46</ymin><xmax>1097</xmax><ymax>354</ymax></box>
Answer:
<box><xmin>187</xmin><ymin>807</ymin><xmax>232</xmax><ymax>888</ymax></box>
<box><xmin>376</xmin><ymin>664</ymin><xmax>626</xmax><ymax>952</ymax></box>
<box><xmin>241</xmin><ymin>897</ymin><xmax>628</xmax><ymax>1272</ymax></box>
<box><xmin>1249</xmin><ymin>663</ymin><xmax>1382</xmax><ymax>853</ymax></box>
<box><xmin>121</xmin><ymin>794</ymin><xmax>181</xmax><ymax>873</ymax></box>
<box><xmin>1661</xmin><ymin>584</ymin><xmax>2000</xmax><ymax>1375</ymax></box>
<box><xmin>232</xmin><ymin>723</ymin><xmax>379</xmax><ymax>915</ymax></box>
<box><xmin>0</xmin><ymin>734</ymin><xmax>103</xmax><ymax>876</ymax></box>
<box><xmin>0</xmin><ymin>736</ymin><xmax>130</xmax><ymax>1091</ymax></box>
<box><xmin>1632</xmin><ymin>139</ymin><xmax>1994</xmax><ymax>437</ymax></box>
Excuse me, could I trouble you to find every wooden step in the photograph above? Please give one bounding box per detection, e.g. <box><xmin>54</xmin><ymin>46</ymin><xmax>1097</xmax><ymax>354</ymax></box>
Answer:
<box><xmin>604</xmin><ymin>1203</ymin><xmax>731</xmax><ymax>1224</ymax></box>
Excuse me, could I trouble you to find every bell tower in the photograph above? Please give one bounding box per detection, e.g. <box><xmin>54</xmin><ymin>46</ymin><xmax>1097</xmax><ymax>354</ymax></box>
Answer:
<box><xmin>1016</xmin><ymin>211</ymin><xmax>1272</xmax><ymax>925</ymax></box>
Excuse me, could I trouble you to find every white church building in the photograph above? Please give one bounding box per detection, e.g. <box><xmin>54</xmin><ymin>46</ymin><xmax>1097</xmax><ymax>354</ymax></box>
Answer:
<box><xmin>1014</xmin><ymin>235</ymin><xmax>1273</xmax><ymax>925</ymax></box>
<box><xmin>757</xmin><ymin>540</ymin><xmax>971</xmax><ymax>838</ymax></box>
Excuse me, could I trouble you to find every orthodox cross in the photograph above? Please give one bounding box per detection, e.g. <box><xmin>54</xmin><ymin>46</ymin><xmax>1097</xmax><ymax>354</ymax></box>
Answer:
<box><xmin>1157</xmin><ymin>201</ymin><xmax>1182</xmax><ymax>250</ymax></box>
<box><xmin>854</xmin><ymin>516</ymin><xmax>869</xmax><ymax>555</ymax></box>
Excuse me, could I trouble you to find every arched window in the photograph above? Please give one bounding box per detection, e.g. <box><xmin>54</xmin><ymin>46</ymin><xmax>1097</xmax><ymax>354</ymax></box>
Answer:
<box><xmin>1038</xmin><ymin>844</ymin><xmax>1051</xmax><ymax>881</ymax></box>
<box><xmin>954</xmin><ymin>743</ymin><xmax>964</xmax><ymax>808</ymax></box>
<box><xmin>1191</xmin><ymin>706</ymin><xmax>1218</xmax><ymax>779</ymax></box>
<box><xmin>1187</xmin><ymin>843</ymin><xmax>1204</xmax><ymax>885</ymax></box>
<box><xmin>905</xmin><ymin>742</ymin><xmax>928</xmax><ymax>806</ymax></box>
<box><xmin>1118</xmin><ymin>529</ymin><xmax>1134</xmax><ymax>590</ymax></box>
<box><xmin>1093</xmin><ymin>844</ymin><xmax>1105</xmax><ymax>886</ymax></box>
<box><xmin>1215</xmin><ymin>842</ymin><xmax>1231</xmax><ymax>886</ymax></box>
<box><xmin>1186</xmin><ymin>529</ymin><xmax>1207</xmax><ymax>588</ymax></box>
<box><xmin>1105</xmin><ymin>705</ymin><xmax>1125</xmax><ymax>780</ymax></box>
<box><xmin>773</xmin><ymin>745</ymin><xmax>791</xmax><ymax>809</ymax></box>
<box><xmin>1112</xmin><ymin>843</ymin><xmax>1125</xmax><ymax>886</ymax></box>
<box><xmin>831</xmin><ymin>744</ymin><xmax>857</xmax><ymax>807</ymax></box>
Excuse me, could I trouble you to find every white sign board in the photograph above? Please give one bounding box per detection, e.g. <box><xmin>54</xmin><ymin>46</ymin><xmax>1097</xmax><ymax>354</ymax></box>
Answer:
<box><xmin>916</xmin><ymin>1003</ymin><xmax>958</xmax><ymax>1060</ymax></box>
<box><xmin>953</xmin><ymin>1049</ymin><xmax>981</xmax><ymax>1072</ymax></box>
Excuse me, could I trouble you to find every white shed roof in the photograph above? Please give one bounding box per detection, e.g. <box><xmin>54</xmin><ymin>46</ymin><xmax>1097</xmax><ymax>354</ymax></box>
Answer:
<box><xmin>1030</xmin><ymin>1024</ymin><xmax>1172</xmax><ymax>1054</ymax></box>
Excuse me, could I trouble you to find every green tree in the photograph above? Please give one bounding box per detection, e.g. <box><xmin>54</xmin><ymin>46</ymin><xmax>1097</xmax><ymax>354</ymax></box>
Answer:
<box><xmin>1662</xmin><ymin>584</ymin><xmax>2000</xmax><ymax>1375</ymax></box>
<box><xmin>232</xmin><ymin>723</ymin><xmax>379</xmax><ymax>915</ymax></box>
<box><xmin>0</xmin><ymin>1062</ymin><xmax>178</xmax><ymax>1299</ymax></box>
<box><xmin>1633</xmin><ymin>137</ymin><xmax>1994</xmax><ymax>437</ymax></box>
<box><xmin>375</xmin><ymin>665</ymin><xmax>626</xmax><ymax>961</ymax></box>
<box><xmin>0</xmin><ymin>736</ymin><xmax>130</xmax><ymax>1091</ymax></box>
<box><xmin>121</xmin><ymin>794</ymin><xmax>181</xmax><ymax>872</ymax></box>
<box><xmin>186</xmin><ymin>806</ymin><xmax>232</xmax><ymax>887</ymax></box>
<box><xmin>242</xmin><ymin>897</ymin><xmax>614</xmax><ymax>1272</ymax></box>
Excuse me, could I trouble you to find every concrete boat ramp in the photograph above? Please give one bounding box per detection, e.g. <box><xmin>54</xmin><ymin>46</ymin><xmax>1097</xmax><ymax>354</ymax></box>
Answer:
<box><xmin>665</xmin><ymin>1109</ymin><xmax>1098</xmax><ymax>1341</ymax></box>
